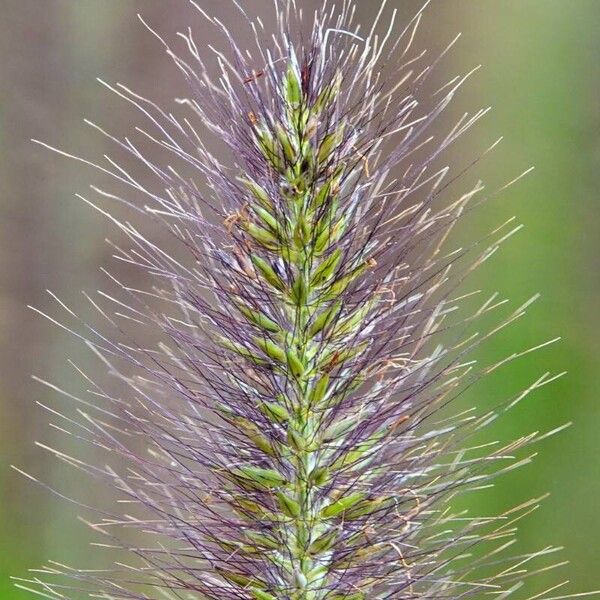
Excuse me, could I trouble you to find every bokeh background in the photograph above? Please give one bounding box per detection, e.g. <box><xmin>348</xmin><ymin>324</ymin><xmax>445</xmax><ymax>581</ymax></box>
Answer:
<box><xmin>1</xmin><ymin>1</ymin><xmax>598</xmax><ymax>598</ymax></box>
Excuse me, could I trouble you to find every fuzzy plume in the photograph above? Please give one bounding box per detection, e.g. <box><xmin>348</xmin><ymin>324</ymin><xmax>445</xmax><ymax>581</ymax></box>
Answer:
<box><xmin>17</xmin><ymin>2</ymin><xmax>576</xmax><ymax>599</ymax></box>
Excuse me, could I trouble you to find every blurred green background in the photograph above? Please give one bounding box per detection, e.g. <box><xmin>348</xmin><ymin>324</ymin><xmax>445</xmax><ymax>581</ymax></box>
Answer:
<box><xmin>1</xmin><ymin>1</ymin><xmax>598</xmax><ymax>598</ymax></box>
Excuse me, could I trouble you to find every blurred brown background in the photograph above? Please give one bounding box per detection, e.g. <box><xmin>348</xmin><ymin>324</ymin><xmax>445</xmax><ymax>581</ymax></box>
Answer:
<box><xmin>1</xmin><ymin>1</ymin><xmax>599</xmax><ymax>597</ymax></box>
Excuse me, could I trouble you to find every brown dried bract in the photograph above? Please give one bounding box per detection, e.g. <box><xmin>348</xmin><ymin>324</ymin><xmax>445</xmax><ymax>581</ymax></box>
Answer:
<box><xmin>244</xmin><ymin>69</ymin><xmax>265</xmax><ymax>84</ymax></box>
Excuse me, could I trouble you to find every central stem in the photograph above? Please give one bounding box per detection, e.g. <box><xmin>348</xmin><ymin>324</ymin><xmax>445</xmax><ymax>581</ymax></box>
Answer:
<box><xmin>288</xmin><ymin>223</ymin><xmax>318</xmax><ymax>599</ymax></box>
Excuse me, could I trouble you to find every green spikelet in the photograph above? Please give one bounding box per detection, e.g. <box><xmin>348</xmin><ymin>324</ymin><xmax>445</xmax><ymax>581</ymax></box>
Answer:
<box><xmin>320</xmin><ymin>492</ymin><xmax>367</xmax><ymax>519</ymax></box>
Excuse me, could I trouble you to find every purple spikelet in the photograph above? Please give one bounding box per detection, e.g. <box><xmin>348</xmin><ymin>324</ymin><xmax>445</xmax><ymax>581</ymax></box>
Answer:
<box><xmin>16</xmin><ymin>2</ymin><xmax>579</xmax><ymax>599</ymax></box>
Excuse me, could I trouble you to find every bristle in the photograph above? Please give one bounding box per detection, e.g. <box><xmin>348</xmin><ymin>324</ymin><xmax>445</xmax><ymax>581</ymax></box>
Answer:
<box><xmin>18</xmin><ymin>2</ymin><xmax>582</xmax><ymax>600</ymax></box>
